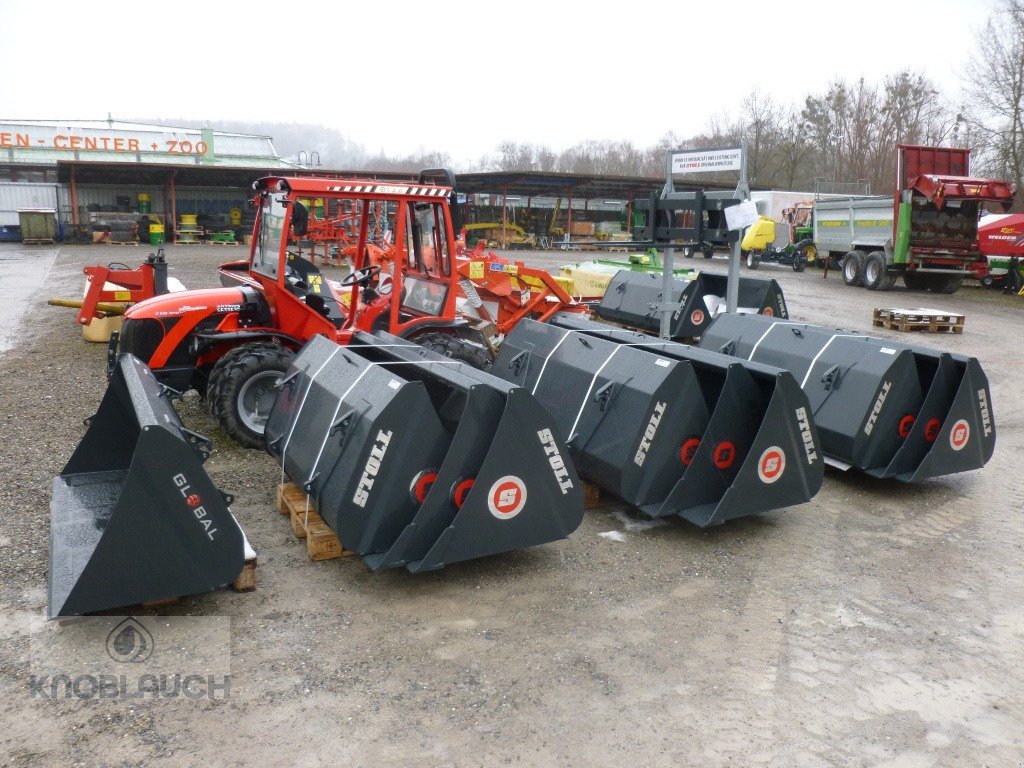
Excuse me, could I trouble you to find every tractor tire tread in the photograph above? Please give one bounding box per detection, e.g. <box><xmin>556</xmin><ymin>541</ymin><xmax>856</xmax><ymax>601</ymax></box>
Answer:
<box><xmin>207</xmin><ymin>342</ymin><xmax>294</xmax><ymax>449</ymax></box>
<box><xmin>415</xmin><ymin>332</ymin><xmax>493</xmax><ymax>371</ymax></box>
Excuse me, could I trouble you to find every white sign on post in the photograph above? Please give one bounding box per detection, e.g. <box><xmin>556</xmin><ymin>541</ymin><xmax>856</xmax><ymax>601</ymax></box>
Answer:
<box><xmin>724</xmin><ymin>200</ymin><xmax>760</xmax><ymax>231</ymax></box>
<box><xmin>670</xmin><ymin>146</ymin><xmax>743</xmax><ymax>175</ymax></box>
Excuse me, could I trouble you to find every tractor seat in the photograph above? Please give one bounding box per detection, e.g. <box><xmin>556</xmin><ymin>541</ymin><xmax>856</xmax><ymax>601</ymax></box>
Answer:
<box><xmin>285</xmin><ymin>255</ymin><xmax>346</xmax><ymax>327</ymax></box>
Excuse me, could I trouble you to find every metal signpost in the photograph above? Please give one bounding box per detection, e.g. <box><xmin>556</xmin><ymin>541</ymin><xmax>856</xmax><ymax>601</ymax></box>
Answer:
<box><xmin>658</xmin><ymin>142</ymin><xmax>751</xmax><ymax>337</ymax></box>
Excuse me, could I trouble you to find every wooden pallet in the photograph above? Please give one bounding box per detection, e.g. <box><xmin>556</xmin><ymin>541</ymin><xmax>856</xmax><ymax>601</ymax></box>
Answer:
<box><xmin>136</xmin><ymin>557</ymin><xmax>256</xmax><ymax>608</ymax></box>
<box><xmin>276</xmin><ymin>483</ymin><xmax>354</xmax><ymax>561</ymax></box>
<box><xmin>209</xmin><ymin>240</ymin><xmax>239</xmax><ymax>245</ymax></box>
<box><xmin>872</xmin><ymin>307</ymin><xmax>965</xmax><ymax>334</ymax></box>
<box><xmin>582</xmin><ymin>480</ymin><xmax>605</xmax><ymax>510</ymax></box>
<box><xmin>97</xmin><ymin>240</ymin><xmax>140</xmax><ymax>246</ymax></box>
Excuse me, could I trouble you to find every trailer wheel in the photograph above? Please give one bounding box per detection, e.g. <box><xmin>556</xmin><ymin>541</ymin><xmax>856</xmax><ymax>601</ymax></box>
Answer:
<box><xmin>929</xmin><ymin>276</ymin><xmax>964</xmax><ymax>295</ymax></box>
<box><xmin>682</xmin><ymin>246</ymin><xmax>694</xmax><ymax>258</ymax></box>
<box><xmin>207</xmin><ymin>342</ymin><xmax>295</xmax><ymax>449</ymax></box>
<box><xmin>793</xmin><ymin>244</ymin><xmax>815</xmax><ymax>272</ymax></box>
<box><xmin>981</xmin><ymin>274</ymin><xmax>996</xmax><ymax>289</ymax></box>
<box><xmin>842</xmin><ymin>252</ymin><xmax>864</xmax><ymax>286</ymax></box>
<box><xmin>702</xmin><ymin>246</ymin><xmax>715</xmax><ymax>259</ymax></box>
<box><xmin>415</xmin><ymin>332</ymin><xmax>493</xmax><ymax>371</ymax></box>
<box><xmin>745</xmin><ymin>250</ymin><xmax>760</xmax><ymax>270</ymax></box>
<box><xmin>903</xmin><ymin>271</ymin><xmax>928</xmax><ymax>291</ymax></box>
<box><xmin>863</xmin><ymin>251</ymin><xmax>892</xmax><ymax>290</ymax></box>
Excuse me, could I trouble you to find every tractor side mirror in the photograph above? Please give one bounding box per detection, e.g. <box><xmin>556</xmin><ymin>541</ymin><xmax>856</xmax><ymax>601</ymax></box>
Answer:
<box><xmin>291</xmin><ymin>200</ymin><xmax>309</xmax><ymax>236</ymax></box>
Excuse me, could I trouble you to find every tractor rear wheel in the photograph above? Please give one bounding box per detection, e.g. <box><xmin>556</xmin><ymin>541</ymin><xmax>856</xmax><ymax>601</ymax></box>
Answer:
<box><xmin>415</xmin><ymin>332</ymin><xmax>493</xmax><ymax>371</ymax></box>
<box><xmin>207</xmin><ymin>342</ymin><xmax>295</xmax><ymax>449</ymax></box>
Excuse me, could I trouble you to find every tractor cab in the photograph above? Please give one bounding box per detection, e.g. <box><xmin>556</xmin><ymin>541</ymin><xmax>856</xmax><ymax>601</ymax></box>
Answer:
<box><xmin>248</xmin><ymin>174</ymin><xmax>462</xmax><ymax>343</ymax></box>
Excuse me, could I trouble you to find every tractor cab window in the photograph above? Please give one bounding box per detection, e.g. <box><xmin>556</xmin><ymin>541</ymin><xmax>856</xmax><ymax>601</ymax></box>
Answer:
<box><xmin>403</xmin><ymin>201</ymin><xmax>452</xmax><ymax>278</ymax></box>
<box><xmin>253</xmin><ymin>194</ymin><xmax>288</xmax><ymax>279</ymax></box>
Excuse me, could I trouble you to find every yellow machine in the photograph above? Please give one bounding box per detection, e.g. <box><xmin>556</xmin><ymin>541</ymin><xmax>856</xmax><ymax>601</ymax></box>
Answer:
<box><xmin>740</xmin><ymin>216</ymin><xmax>778</xmax><ymax>252</ymax></box>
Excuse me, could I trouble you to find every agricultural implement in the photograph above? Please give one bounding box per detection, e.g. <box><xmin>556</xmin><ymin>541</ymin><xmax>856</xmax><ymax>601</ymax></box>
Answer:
<box><xmin>700</xmin><ymin>313</ymin><xmax>995</xmax><ymax>480</ymax></box>
<box><xmin>454</xmin><ymin>250</ymin><xmax>588</xmax><ymax>336</ymax></box>
<box><xmin>48</xmin><ymin>250</ymin><xmax>180</xmax><ymax>325</ymax></box>
<box><xmin>265</xmin><ymin>333</ymin><xmax>583</xmax><ymax>572</ymax></box>
<box><xmin>740</xmin><ymin>207</ymin><xmax>817</xmax><ymax>271</ymax></box>
<box><xmin>491</xmin><ymin>314</ymin><xmax>823</xmax><ymax>526</ymax></box>
<box><xmin>594</xmin><ymin>269</ymin><xmax>788</xmax><ymax>339</ymax></box>
<box><xmin>49</xmin><ymin>354</ymin><xmax>249</xmax><ymax>618</ymax></box>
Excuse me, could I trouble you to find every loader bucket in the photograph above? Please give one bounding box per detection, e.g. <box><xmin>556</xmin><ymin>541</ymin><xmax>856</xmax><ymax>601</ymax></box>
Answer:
<box><xmin>49</xmin><ymin>355</ymin><xmax>246</xmax><ymax>619</ymax></box>
<box><xmin>594</xmin><ymin>270</ymin><xmax>788</xmax><ymax>339</ymax></box>
<box><xmin>348</xmin><ymin>332</ymin><xmax>584</xmax><ymax>573</ymax></box>
<box><xmin>509</xmin><ymin>314</ymin><xmax>823</xmax><ymax>526</ymax></box>
<box><xmin>883</xmin><ymin>352</ymin><xmax>995</xmax><ymax>481</ymax></box>
<box><xmin>265</xmin><ymin>334</ymin><xmax>584</xmax><ymax>572</ymax></box>
<box><xmin>699</xmin><ymin>314</ymin><xmax>995</xmax><ymax>479</ymax></box>
<box><xmin>492</xmin><ymin>319</ymin><xmax>712</xmax><ymax>509</ymax></box>
<box><xmin>264</xmin><ymin>335</ymin><xmax>452</xmax><ymax>557</ymax></box>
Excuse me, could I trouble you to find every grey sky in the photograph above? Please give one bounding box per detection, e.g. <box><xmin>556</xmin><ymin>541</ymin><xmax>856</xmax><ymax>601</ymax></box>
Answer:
<box><xmin>0</xmin><ymin>0</ymin><xmax>996</xmax><ymax>167</ymax></box>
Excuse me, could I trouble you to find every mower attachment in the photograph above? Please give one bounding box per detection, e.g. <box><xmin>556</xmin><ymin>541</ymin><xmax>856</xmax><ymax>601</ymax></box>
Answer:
<box><xmin>699</xmin><ymin>314</ymin><xmax>995</xmax><ymax>479</ymax></box>
<box><xmin>49</xmin><ymin>355</ymin><xmax>246</xmax><ymax>619</ymax></box>
<box><xmin>594</xmin><ymin>270</ymin><xmax>788</xmax><ymax>339</ymax></box>
<box><xmin>264</xmin><ymin>334</ymin><xmax>583</xmax><ymax>572</ymax></box>
<box><xmin>494</xmin><ymin>315</ymin><xmax>823</xmax><ymax>526</ymax></box>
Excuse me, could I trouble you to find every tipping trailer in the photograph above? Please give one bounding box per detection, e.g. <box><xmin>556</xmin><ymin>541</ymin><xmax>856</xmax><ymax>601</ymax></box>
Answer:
<box><xmin>816</xmin><ymin>145</ymin><xmax>1015</xmax><ymax>294</ymax></box>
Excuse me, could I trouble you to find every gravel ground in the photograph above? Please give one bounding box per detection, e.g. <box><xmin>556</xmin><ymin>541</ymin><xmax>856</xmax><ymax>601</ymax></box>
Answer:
<box><xmin>0</xmin><ymin>243</ymin><xmax>1022</xmax><ymax>767</ymax></box>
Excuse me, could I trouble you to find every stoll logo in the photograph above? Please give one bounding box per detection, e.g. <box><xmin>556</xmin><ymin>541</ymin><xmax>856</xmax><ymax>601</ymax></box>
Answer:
<box><xmin>863</xmin><ymin>381</ymin><xmax>892</xmax><ymax>436</ymax></box>
<box><xmin>977</xmin><ymin>389</ymin><xmax>992</xmax><ymax>437</ymax></box>
<box><xmin>29</xmin><ymin>617</ymin><xmax>231</xmax><ymax>701</ymax></box>
<box><xmin>795</xmin><ymin>407</ymin><xmax>818</xmax><ymax>464</ymax></box>
<box><xmin>634</xmin><ymin>401</ymin><xmax>667</xmax><ymax>467</ymax></box>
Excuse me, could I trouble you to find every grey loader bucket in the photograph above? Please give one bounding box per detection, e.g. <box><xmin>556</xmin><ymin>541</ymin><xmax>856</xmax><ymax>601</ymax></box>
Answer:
<box><xmin>492</xmin><ymin>315</ymin><xmax>823</xmax><ymax>526</ymax></box>
<box><xmin>699</xmin><ymin>314</ymin><xmax>995</xmax><ymax>480</ymax></box>
<box><xmin>264</xmin><ymin>334</ymin><xmax>583</xmax><ymax>572</ymax></box>
<box><xmin>49</xmin><ymin>355</ymin><xmax>246</xmax><ymax>619</ymax></box>
<box><xmin>594</xmin><ymin>270</ymin><xmax>788</xmax><ymax>339</ymax></box>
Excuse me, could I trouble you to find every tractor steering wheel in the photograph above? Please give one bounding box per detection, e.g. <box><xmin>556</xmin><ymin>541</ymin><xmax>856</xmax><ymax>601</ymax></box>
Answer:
<box><xmin>340</xmin><ymin>264</ymin><xmax>381</xmax><ymax>287</ymax></box>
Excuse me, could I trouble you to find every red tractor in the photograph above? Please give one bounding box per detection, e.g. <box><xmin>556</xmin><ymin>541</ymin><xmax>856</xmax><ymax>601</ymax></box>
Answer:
<box><xmin>114</xmin><ymin>170</ymin><xmax>493</xmax><ymax>448</ymax></box>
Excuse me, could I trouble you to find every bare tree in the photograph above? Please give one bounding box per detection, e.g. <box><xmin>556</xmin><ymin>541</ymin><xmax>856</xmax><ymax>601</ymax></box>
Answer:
<box><xmin>963</xmin><ymin>0</ymin><xmax>1024</xmax><ymax>208</ymax></box>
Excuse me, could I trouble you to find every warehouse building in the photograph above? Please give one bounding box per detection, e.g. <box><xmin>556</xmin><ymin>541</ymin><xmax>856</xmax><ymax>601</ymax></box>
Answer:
<box><xmin>0</xmin><ymin>118</ymin><xmax>300</xmax><ymax>243</ymax></box>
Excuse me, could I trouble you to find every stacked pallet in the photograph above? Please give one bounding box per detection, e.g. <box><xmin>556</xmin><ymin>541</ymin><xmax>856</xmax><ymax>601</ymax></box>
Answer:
<box><xmin>872</xmin><ymin>307</ymin><xmax>965</xmax><ymax>334</ymax></box>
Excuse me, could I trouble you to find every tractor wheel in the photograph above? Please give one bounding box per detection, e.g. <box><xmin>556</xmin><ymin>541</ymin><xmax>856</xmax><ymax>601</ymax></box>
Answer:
<box><xmin>415</xmin><ymin>332</ymin><xmax>493</xmax><ymax>371</ymax></box>
<box><xmin>745</xmin><ymin>250</ymin><xmax>760</xmax><ymax>269</ymax></box>
<box><xmin>702</xmin><ymin>246</ymin><xmax>715</xmax><ymax>259</ymax></box>
<box><xmin>682</xmin><ymin>246</ymin><xmax>694</xmax><ymax>258</ymax></box>
<box><xmin>207</xmin><ymin>342</ymin><xmax>295</xmax><ymax>449</ymax></box>
<box><xmin>842</xmin><ymin>251</ymin><xmax>864</xmax><ymax>287</ymax></box>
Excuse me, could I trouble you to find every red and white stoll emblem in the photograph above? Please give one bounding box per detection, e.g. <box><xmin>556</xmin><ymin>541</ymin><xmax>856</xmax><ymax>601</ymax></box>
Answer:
<box><xmin>690</xmin><ymin>309</ymin><xmax>705</xmax><ymax>326</ymax></box>
<box><xmin>757</xmin><ymin>446</ymin><xmax>786</xmax><ymax>484</ymax></box>
<box><xmin>487</xmin><ymin>475</ymin><xmax>528</xmax><ymax>520</ymax></box>
<box><xmin>949</xmin><ymin>419</ymin><xmax>970</xmax><ymax>451</ymax></box>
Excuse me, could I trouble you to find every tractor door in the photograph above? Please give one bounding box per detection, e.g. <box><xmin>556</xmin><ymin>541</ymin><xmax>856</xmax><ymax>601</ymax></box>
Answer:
<box><xmin>251</xmin><ymin>192</ymin><xmax>338</xmax><ymax>339</ymax></box>
<box><xmin>385</xmin><ymin>198</ymin><xmax>459</xmax><ymax>336</ymax></box>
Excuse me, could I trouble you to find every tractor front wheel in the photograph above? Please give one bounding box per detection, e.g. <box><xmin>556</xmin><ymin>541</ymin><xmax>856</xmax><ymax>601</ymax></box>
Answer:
<box><xmin>207</xmin><ymin>342</ymin><xmax>295</xmax><ymax>449</ymax></box>
<box><xmin>745</xmin><ymin>250</ymin><xmax>760</xmax><ymax>269</ymax></box>
<box><xmin>415</xmin><ymin>332</ymin><xmax>493</xmax><ymax>371</ymax></box>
